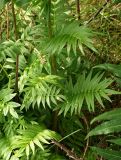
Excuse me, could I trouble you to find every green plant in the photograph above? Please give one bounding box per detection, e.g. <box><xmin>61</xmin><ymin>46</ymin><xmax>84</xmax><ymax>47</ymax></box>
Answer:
<box><xmin>0</xmin><ymin>0</ymin><xmax>121</xmax><ymax>159</ymax></box>
<box><xmin>87</xmin><ymin>108</ymin><xmax>121</xmax><ymax>159</ymax></box>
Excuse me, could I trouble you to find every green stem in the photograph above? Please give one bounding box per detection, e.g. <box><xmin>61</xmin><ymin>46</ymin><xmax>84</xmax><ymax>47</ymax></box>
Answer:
<box><xmin>48</xmin><ymin>0</ymin><xmax>52</xmax><ymax>38</ymax></box>
<box><xmin>59</xmin><ymin>129</ymin><xmax>81</xmax><ymax>142</ymax></box>
<box><xmin>48</xmin><ymin>0</ymin><xmax>57</xmax><ymax>74</ymax></box>
<box><xmin>48</xmin><ymin>0</ymin><xmax>58</xmax><ymax>131</ymax></box>
<box><xmin>49</xmin><ymin>129</ymin><xmax>82</xmax><ymax>150</ymax></box>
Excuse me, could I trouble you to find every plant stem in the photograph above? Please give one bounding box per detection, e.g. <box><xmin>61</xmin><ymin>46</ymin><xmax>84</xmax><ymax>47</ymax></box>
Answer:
<box><xmin>48</xmin><ymin>0</ymin><xmax>58</xmax><ymax>131</ymax></box>
<box><xmin>0</xmin><ymin>10</ymin><xmax>4</xmax><ymax>40</ymax></box>
<box><xmin>59</xmin><ymin>129</ymin><xmax>81</xmax><ymax>142</ymax></box>
<box><xmin>0</xmin><ymin>19</ymin><xmax>2</xmax><ymax>40</ymax></box>
<box><xmin>6</xmin><ymin>4</ymin><xmax>9</xmax><ymax>40</ymax></box>
<box><xmin>76</xmin><ymin>0</ymin><xmax>80</xmax><ymax>20</ymax></box>
<box><xmin>48</xmin><ymin>0</ymin><xmax>57</xmax><ymax>74</ymax></box>
<box><xmin>49</xmin><ymin>129</ymin><xmax>82</xmax><ymax>150</ymax></box>
<box><xmin>82</xmin><ymin>114</ymin><xmax>90</xmax><ymax>159</ymax></box>
<box><xmin>48</xmin><ymin>0</ymin><xmax>52</xmax><ymax>38</ymax></box>
<box><xmin>51</xmin><ymin>140</ymin><xmax>83</xmax><ymax>160</ymax></box>
<box><xmin>11</xmin><ymin>0</ymin><xmax>19</xmax><ymax>100</ymax></box>
<box><xmin>12</xmin><ymin>0</ymin><xmax>18</xmax><ymax>40</ymax></box>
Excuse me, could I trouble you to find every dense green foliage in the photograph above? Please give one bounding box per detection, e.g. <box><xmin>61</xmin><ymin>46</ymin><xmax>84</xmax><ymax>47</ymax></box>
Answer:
<box><xmin>0</xmin><ymin>0</ymin><xmax>121</xmax><ymax>159</ymax></box>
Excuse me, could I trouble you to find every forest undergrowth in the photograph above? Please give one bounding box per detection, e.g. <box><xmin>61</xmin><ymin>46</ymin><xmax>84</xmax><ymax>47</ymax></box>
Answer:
<box><xmin>0</xmin><ymin>0</ymin><xmax>121</xmax><ymax>160</ymax></box>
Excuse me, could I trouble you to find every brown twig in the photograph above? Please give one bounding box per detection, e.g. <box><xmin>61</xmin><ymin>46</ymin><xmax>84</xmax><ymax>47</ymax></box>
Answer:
<box><xmin>87</xmin><ymin>0</ymin><xmax>110</xmax><ymax>24</ymax></box>
<box><xmin>51</xmin><ymin>140</ymin><xmax>83</xmax><ymax>160</ymax></box>
<box><xmin>76</xmin><ymin>0</ymin><xmax>81</xmax><ymax>20</ymax></box>
<box><xmin>82</xmin><ymin>114</ymin><xmax>90</xmax><ymax>159</ymax></box>
<box><xmin>11</xmin><ymin>0</ymin><xmax>18</xmax><ymax>40</ymax></box>
<box><xmin>6</xmin><ymin>4</ymin><xmax>9</xmax><ymax>40</ymax></box>
<box><xmin>0</xmin><ymin>19</ymin><xmax>2</xmax><ymax>40</ymax></box>
<box><xmin>0</xmin><ymin>9</ymin><xmax>5</xmax><ymax>40</ymax></box>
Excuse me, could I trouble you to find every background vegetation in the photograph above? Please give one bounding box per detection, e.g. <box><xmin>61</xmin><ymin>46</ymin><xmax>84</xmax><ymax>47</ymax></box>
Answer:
<box><xmin>0</xmin><ymin>0</ymin><xmax>121</xmax><ymax>159</ymax></box>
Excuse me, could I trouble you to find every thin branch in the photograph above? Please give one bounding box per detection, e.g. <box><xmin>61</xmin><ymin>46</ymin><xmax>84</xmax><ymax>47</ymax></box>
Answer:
<box><xmin>6</xmin><ymin>4</ymin><xmax>9</xmax><ymax>40</ymax></box>
<box><xmin>83</xmin><ymin>137</ymin><xmax>89</xmax><ymax>159</ymax></box>
<box><xmin>11</xmin><ymin>0</ymin><xmax>18</xmax><ymax>40</ymax></box>
<box><xmin>87</xmin><ymin>0</ymin><xmax>110</xmax><ymax>24</ymax></box>
<box><xmin>0</xmin><ymin>19</ymin><xmax>2</xmax><ymax>40</ymax></box>
<box><xmin>82</xmin><ymin>114</ymin><xmax>90</xmax><ymax>159</ymax></box>
<box><xmin>51</xmin><ymin>140</ymin><xmax>83</xmax><ymax>160</ymax></box>
<box><xmin>0</xmin><ymin>9</ymin><xmax>5</xmax><ymax>40</ymax></box>
<box><xmin>76</xmin><ymin>0</ymin><xmax>81</xmax><ymax>20</ymax></box>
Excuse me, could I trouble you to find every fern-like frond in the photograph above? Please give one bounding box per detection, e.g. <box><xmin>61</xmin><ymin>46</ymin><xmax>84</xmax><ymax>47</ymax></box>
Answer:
<box><xmin>30</xmin><ymin>149</ymin><xmax>67</xmax><ymax>160</ymax></box>
<box><xmin>0</xmin><ymin>123</ymin><xmax>60</xmax><ymax>159</ymax></box>
<box><xmin>45</xmin><ymin>22</ymin><xmax>96</xmax><ymax>56</ymax></box>
<box><xmin>87</xmin><ymin>108</ymin><xmax>121</xmax><ymax>159</ymax></box>
<box><xmin>0</xmin><ymin>88</ymin><xmax>20</xmax><ymax>118</ymax></box>
<box><xmin>94</xmin><ymin>63</ymin><xmax>121</xmax><ymax>78</ymax></box>
<box><xmin>87</xmin><ymin>108</ymin><xmax>121</xmax><ymax>138</ymax></box>
<box><xmin>0</xmin><ymin>40</ymin><xmax>27</xmax><ymax>71</ymax></box>
<box><xmin>11</xmin><ymin>124</ymin><xmax>60</xmax><ymax>158</ymax></box>
<box><xmin>19</xmin><ymin>63</ymin><xmax>65</xmax><ymax>109</ymax></box>
<box><xmin>51</xmin><ymin>0</ymin><xmax>70</xmax><ymax>31</ymax></box>
<box><xmin>91</xmin><ymin>147</ymin><xmax>121</xmax><ymax>160</ymax></box>
<box><xmin>58</xmin><ymin>71</ymin><xmax>119</xmax><ymax>115</ymax></box>
<box><xmin>21</xmin><ymin>76</ymin><xmax>64</xmax><ymax>109</ymax></box>
<box><xmin>30</xmin><ymin>149</ymin><xmax>51</xmax><ymax>160</ymax></box>
<box><xmin>0</xmin><ymin>137</ymin><xmax>13</xmax><ymax>160</ymax></box>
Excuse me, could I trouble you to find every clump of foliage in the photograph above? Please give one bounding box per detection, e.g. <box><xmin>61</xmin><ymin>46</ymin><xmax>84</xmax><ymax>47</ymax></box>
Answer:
<box><xmin>0</xmin><ymin>0</ymin><xmax>121</xmax><ymax>160</ymax></box>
